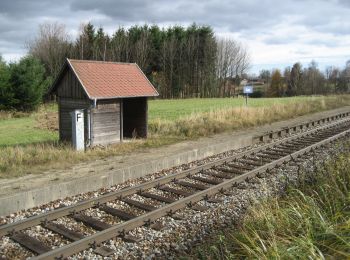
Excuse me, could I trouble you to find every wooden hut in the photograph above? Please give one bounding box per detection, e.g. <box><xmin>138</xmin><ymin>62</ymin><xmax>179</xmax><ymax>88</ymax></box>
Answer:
<box><xmin>48</xmin><ymin>59</ymin><xmax>159</xmax><ymax>146</ymax></box>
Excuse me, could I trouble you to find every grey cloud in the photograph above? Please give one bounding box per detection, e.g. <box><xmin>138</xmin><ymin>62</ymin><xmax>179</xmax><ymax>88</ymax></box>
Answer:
<box><xmin>70</xmin><ymin>0</ymin><xmax>156</xmax><ymax>22</ymax></box>
<box><xmin>0</xmin><ymin>0</ymin><xmax>349</xmax><ymax>64</ymax></box>
<box><xmin>68</xmin><ymin>0</ymin><xmax>288</xmax><ymax>32</ymax></box>
<box><xmin>337</xmin><ymin>0</ymin><xmax>350</xmax><ymax>8</ymax></box>
<box><xmin>0</xmin><ymin>0</ymin><xmax>64</xmax><ymax>18</ymax></box>
<box><xmin>263</xmin><ymin>36</ymin><xmax>297</xmax><ymax>45</ymax></box>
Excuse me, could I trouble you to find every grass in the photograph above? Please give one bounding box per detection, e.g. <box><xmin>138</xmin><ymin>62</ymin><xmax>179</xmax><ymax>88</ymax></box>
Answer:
<box><xmin>1</xmin><ymin>95</ymin><xmax>350</xmax><ymax>178</ymax></box>
<box><xmin>148</xmin><ymin>96</ymin><xmax>327</xmax><ymax>120</ymax></box>
<box><xmin>191</xmin><ymin>149</ymin><xmax>350</xmax><ymax>259</ymax></box>
<box><xmin>148</xmin><ymin>95</ymin><xmax>350</xmax><ymax>138</ymax></box>
<box><xmin>0</xmin><ymin>116</ymin><xmax>57</xmax><ymax>147</ymax></box>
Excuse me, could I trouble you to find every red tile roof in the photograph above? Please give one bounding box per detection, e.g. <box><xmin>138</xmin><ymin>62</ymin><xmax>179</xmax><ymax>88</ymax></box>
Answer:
<box><xmin>67</xmin><ymin>59</ymin><xmax>158</xmax><ymax>99</ymax></box>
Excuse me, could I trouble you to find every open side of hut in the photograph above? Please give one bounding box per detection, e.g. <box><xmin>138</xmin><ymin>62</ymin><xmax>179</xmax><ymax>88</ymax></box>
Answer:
<box><xmin>48</xmin><ymin>59</ymin><xmax>159</xmax><ymax>146</ymax></box>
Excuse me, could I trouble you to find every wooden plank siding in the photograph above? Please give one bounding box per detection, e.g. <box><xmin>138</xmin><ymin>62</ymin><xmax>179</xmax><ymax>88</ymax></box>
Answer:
<box><xmin>91</xmin><ymin>99</ymin><xmax>121</xmax><ymax>146</ymax></box>
<box><xmin>56</xmin><ymin>67</ymin><xmax>88</xmax><ymax>100</ymax></box>
<box><xmin>58</xmin><ymin>98</ymin><xmax>91</xmax><ymax>142</ymax></box>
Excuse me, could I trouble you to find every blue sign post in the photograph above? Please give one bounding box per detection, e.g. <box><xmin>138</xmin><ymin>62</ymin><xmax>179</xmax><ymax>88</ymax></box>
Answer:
<box><xmin>243</xmin><ymin>86</ymin><xmax>253</xmax><ymax>105</ymax></box>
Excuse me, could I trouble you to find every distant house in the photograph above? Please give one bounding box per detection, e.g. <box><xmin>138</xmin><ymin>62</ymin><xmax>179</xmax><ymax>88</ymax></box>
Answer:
<box><xmin>48</xmin><ymin>59</ymin><xmax>159</xmax><ymax>146</ymax></box>
<box><xmin>240</xmin><ymin>78</ymin><xmax>264</xmax><ymax>86</ymax></box>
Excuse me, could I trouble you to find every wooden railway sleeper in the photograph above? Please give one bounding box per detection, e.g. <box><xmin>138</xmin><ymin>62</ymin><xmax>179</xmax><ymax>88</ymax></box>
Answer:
<box><xmin>286</xmin><ymin>139</ymin><xmax>312</xmax><ymax>145</ymax></box>
<box><xmin>72</xmin><ymin>214</ymin><xmax>112</xmax><ymax>231</ymax></box>
<box><xmin>215</xmin><ymin>166</ymin><xmax>244</xmax><ymax>175</ymax></box>
<box><xmin>121</xmin><ymin>198</ymin><xmax>157</xmax><ymax>212</ymax></box>
<box><xmin>272</xmin><ymin>145</ymin><xmax>296</xmax><ymax>151</ymax></box>
<box><xmin>257</xmin><ymin>153</ymin><xmax>281</xmax><ymax>160</ymax></box>
<box><xmin>207</xmin><ymin>171</ymin><xmax>234</xmax><ymax>179</ymax></box>
<box><xmin>158</xmin><ymin>185</ymin><xmax>194</xmax><ymax>197</ymax></box>
<box><xmin>138</xmin><ymin>191</ymin><xmax>176</xmax><ymax>204</ymax></box>
<box><xmin>245</xmin><ymin>156</ymin><xmax>272</xmax><ymax>164</ymax></box>
<box><xmin>190</xmin><ymin>175</ymin><xmax>223</xmax><ymax>185</ymax></box>
<box><xmin>270</xmin><ymin>147</ymin><xmax>293</xmax><ymax>154</ymax></box>
<box><xmin>175</xmin><ymin>180</ymin><xmax>210</xmax><ymax>191</ymax></box>
<box><xmin>10</xmin><ymin>232</ymin><xmax>51</xmax><ymax>255</ymax></box>
<box><xmin>290</xmin><ymin>142</ymin><xmax>314</xmax><ymax>148</ymax></box>
<box><xmin>226</xmin><ymin>162</ymin><xmax>255</xmax><ymax>171</ymax></box>
<box><xmin>237</xmin><ymin>158</ymin><xmax>264</xmax><ymax>167</ymax></box>
<box><xmin>43</xmin><ymin>222</ymin><xmax>85</xmax><ymax>241</ymax></box>
<box><xmin>278</xmin><ymin>143</ymin><xmax>304</xmax><ymax>150</ymax></box>
<box><xmin>99</xmin><ymin>205</ymin><xmax>136</xmax><ymax>221</ymax></box>
<box><xmin>262</xmin><ymin>150</ymin><xmax>286</xmax><ymax>156</ymax></box>
<box><xmin>274</xmin><ymin>146</ymin><xmax>300</xmax><ymax>153</ymax></box>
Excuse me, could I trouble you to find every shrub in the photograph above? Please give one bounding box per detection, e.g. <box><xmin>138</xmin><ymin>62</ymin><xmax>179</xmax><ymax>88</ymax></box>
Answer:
<box><xmin>0</xmin><ymin>56</ymin><xmax>13</xmax><ymax>110</ymax></box>
<box><xmin>8</xmin><ymin>56</ymin><xmax>49</xmax><ymax>111</ymax></box>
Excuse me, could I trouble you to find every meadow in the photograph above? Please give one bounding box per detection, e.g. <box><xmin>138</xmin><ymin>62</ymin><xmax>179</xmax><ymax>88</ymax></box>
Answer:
<box><xmin>148</xmin><ymin>96</ymin><xmax>323</xmax><ymax>120</ymax></box>
<box><xmin>1</xmin><ymin>95</ymin><xmax>350</xmax><ymax>178</ymax></box>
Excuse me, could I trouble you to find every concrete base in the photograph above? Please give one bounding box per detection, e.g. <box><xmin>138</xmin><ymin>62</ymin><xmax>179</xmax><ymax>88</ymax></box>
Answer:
<box><xmin>1</xmin><ymin>106</ymin><xmax>350</xmax><ymax>216</ymax></box>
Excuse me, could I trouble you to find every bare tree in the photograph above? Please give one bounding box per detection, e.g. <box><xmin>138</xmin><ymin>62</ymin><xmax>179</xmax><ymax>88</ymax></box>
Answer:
<box><xmin>133</xmin><ymin>30</ymin><xmax>151</xmax><ymax>71</ymax></box>
<box><xmin>28</xmin><ymin>22</ymin><xmax>72</xmax><ymax>77</ymax></box>
<box><xmin>216</xmin><ymin>38</ymin><xmax>250</xmax><ymax>96</ymax></box>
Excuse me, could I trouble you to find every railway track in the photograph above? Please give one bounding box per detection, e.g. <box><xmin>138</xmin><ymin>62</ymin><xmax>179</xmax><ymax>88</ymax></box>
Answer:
<box><xmin>1</xmin><ymin>117</ymin><xmax>350</xmax><ymax>259</ymax></box>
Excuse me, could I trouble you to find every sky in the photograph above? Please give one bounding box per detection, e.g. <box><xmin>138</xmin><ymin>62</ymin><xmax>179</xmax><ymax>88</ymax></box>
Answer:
<box><xmin>0</xmin><ymin>0</ymin><xmax>349</xmax><ymax>75</ymax></box>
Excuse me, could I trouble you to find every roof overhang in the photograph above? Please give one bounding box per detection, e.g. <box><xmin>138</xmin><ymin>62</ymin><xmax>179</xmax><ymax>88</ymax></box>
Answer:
<box><xmin>48</xmin><ymin>58</ymin><xmax>159</xmax><ymax>100</ymax></box>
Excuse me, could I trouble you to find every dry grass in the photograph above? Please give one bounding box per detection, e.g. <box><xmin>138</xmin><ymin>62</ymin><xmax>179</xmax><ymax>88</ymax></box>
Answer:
<box><xmin>149</xmin><ymin>95</ymin><xmax>349</xmax><ymax>138</ymax></box>
<box><xmin>192</xmin><ymin>147</ymin><xmax>350</xmax><ymax>259</ymax></box>
<box><xmin>0</xmin><ymin>110</ymin><xmax>29</xmax><ymax>120</ymax></box>
<box><xmin>1</xmin><ymin>95</ymin><xmax>350</xmax><ymax>178</ymax></box>
<box><xmin>0</xmin><ymin>138</ymin><xmax>172</xmax><ymax>178</ymax></box>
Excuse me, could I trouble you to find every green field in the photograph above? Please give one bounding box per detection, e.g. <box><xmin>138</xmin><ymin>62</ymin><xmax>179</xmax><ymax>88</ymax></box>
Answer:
<box><xmin>148</xmin><ymin>96</ymin><xmax>322</xmax><ymax>120</ymax></box>
<box><xmin>0</xmin><ymin>116</ymin><xmax>57</xmax><ymax>147</ymax></box>
<box><xmin>0</xmin><ymin>95</ymin><xmax>348</xmax><ymax>147</ymax></box>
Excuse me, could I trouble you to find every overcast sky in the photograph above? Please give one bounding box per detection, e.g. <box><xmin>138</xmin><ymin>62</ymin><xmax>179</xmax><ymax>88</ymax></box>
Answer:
<box><xmin>0</xmin><ymin>0</ymin><xmax>349</xmax><ymax>74</ymax></box>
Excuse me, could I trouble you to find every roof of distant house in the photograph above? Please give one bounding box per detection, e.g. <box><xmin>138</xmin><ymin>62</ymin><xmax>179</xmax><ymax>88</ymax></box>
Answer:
<box><xmin>50</xmin><ymin>59</ymin><xmax>159</xmax><ymax>99</ymax></box>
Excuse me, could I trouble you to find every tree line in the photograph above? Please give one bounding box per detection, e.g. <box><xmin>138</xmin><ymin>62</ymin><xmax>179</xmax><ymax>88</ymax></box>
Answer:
<box><xmin>262</xmin><ymin>60</ymin><xmax>350</xmax><ymax>97</ymax></box>
<box><xmin>1</xmin><ymin>22</ymin><xmax>349</xmax><ymax>111</ymax></box>
<box><xmin>29</xmin><ymin>22</ymin><xmax>250</xmax><ymax>99</ymax></box>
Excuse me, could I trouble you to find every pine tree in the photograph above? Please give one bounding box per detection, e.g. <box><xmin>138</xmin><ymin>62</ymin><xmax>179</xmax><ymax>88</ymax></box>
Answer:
<box><xmin>9</xmin><ymin>56</ymin><xmax>48</xmax><ymax>111</ymax></box>
<box><xmin>0</xmin><ymin>56</ymin><xmax>13</xmax><ymax>109</ymax></box>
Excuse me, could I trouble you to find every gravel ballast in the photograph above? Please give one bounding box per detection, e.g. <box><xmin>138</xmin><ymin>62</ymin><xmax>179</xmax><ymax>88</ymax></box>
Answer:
<box><xmin>0</xmin><ymin>132</ymin><xmax>348</xmax><ymax>259</ymax></box>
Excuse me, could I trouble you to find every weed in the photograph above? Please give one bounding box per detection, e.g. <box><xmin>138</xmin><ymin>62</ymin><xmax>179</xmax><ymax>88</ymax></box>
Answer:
<box><xmin>192</xmin><ymin>149</ymin><xmax>350</xmax><ymax>259</ymax></box>
<box><xmin>1</xmin><ymin>95</ymin><xmax>350</xmax><ymax>178</ymax></box>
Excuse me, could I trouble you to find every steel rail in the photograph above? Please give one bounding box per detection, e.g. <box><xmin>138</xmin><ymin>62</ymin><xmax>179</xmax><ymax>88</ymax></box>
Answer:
<box><xmin>34</xmin><ymin>125</ymin><xmax>350</xmax><ymax>259</ymax></box>
<box><xmin>1</xmin><ymin>117</ymin><xmax>349</xmax><ymax>238</ymax></box>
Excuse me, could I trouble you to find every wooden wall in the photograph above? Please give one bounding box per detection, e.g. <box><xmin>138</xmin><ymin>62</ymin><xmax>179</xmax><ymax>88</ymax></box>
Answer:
<box><xmin>56</xmin><ymin>68</ymin><xmax>88</xmax><ymax>99</ymax></box>
<box><xmin>58</xmin><ymin>98</ymin><xmax>90</xmax><ymax>142</ymax></box>
<box><xmin>56</xmin><ymin>67</ymin><xmax>91</xmax><ymax>142</ymax></box>
<box><xmin>91</xmin><ymin>99</ymin><xmax>121</xmax><ymax>145</ymax></box>
<box><xmin>123</xmin><ymin>97</ymin><xmax>148</xmax><ymax>138</ymax></box>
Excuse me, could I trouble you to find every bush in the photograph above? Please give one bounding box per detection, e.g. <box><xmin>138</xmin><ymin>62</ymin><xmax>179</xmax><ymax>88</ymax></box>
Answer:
<box><xmin>9</xmin><ymin>56</ymin><xmax>49</xmax><ymax>111</ymax></box>
<box><xmin>249</xmin><ymin>90</ymin><xmax>264</xmax><ymax>98</ymax></box>
<box><xmin>0</xmin><ymin>56</ymin><xmax>12</xmax><ymax>110</ymax></box>
<box><xmin>0</xmin><ymin>55</ymin><xmax>49</xmax><ymax>111</ymax></box>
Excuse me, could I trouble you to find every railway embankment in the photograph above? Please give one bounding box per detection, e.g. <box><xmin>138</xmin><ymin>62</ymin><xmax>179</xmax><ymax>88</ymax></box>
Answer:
<box><xmin>0</xmin><ymin>106</ymin><xmax>349</xmax><ymax>216</ymax></box>
<box><xmin>1</xmin><ymin>108</ymin><xmax>350</xmax><ymax>258</ymax></box>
